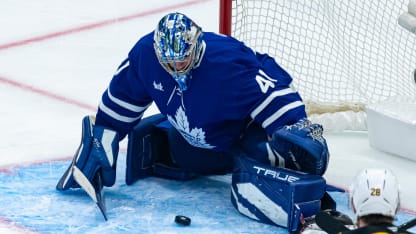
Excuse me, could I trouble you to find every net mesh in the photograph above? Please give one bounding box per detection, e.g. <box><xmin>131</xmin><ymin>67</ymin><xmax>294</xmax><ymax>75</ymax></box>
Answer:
<box><xmin>230</xmin><ymin>0</ymin><xmax>416</xmax><ymax>106</ymax></box>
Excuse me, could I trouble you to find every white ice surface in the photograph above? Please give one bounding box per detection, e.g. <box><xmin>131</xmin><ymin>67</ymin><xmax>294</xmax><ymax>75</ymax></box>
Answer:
<box><xmin>0</xmin><ymin>0</ymin><xmax>415</xmax><ymax>233</ymax></box>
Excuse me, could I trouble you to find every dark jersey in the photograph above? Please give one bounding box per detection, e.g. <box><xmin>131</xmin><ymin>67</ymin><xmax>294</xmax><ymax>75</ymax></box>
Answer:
<box><xmin>95</xmin><ymin>31</ymin><xmax>306</xmax><ymax>151</ymax></box>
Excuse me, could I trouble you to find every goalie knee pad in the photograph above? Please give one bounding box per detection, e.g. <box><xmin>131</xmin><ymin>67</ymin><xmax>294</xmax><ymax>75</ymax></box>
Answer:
<box><xmin>125</xmin><ymin>114</ymin><xmax>197</xmax><ymax>185</ymax></box>
<box><xmin>231</xmin><ymin>156</ymin><xmax>326</xmax><ymax>232</ymax></box>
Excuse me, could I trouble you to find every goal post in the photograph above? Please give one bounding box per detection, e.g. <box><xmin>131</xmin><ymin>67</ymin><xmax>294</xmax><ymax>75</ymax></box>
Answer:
<box><xmin>219</xmin><ymin>0</ymin><xmax>232</xmax><ymax>35</ymax></box>
<box><xmin>219</xmin><ymin>0</ymin><xmax>416</xmax><ymax>131</ymax></box>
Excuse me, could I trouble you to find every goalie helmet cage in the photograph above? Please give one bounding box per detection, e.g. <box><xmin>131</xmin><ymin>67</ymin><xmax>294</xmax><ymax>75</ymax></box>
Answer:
<box><xmin>219</xmin><ymin>0</ymin><xmax>416</xmax><ymax>122</ymax></box>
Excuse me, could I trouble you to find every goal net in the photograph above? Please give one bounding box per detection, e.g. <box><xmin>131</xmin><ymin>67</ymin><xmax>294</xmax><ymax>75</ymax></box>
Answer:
<box><xmin>219</xmin><ymin>0</ymin><xmax>416</xmax><ymax>131</ymax></box>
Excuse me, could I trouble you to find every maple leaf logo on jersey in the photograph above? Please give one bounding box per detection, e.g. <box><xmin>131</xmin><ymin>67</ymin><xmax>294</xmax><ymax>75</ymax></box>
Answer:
<box><xmin>153</xmin><ymin>81</ymin><xmax>164</xmax><ymax>91</ymax></box>
<box><xmin>167</xmin><ymin>107</ymin><xmax>214</xmax><ymax>149</ymax></box>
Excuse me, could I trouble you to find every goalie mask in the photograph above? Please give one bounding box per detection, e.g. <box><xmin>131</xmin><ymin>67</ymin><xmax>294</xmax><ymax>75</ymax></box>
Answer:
<box><xmin>349</xmin><ymin>168</ymin><xmax>400</xmax><ymax>218</ymax></box>
<box><xmin>154</xmin><ymin>12</ymin><xmax>205</xmax><ymax>91</ymax></box>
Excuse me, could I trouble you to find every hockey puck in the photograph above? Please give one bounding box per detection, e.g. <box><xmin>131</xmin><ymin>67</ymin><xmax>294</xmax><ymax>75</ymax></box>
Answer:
<box><xmin>175</xmin><ymin>215</ymin><xmax>191</xmax><ymax>226</ymax></box>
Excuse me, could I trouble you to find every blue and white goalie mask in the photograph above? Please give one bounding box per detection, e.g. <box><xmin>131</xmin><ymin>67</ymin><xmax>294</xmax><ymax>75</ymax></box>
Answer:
<box><xmin>154</xmin><ymin>12</ymin><xmax>205</xmax><ymax>91</ymax></box>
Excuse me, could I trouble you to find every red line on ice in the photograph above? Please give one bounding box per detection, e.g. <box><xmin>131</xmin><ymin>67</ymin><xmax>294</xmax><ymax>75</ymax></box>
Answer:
<box><xmin>0</xmin><ymin>0</ymin><xmax>211</xmax><ymax>51</ymax></box>
<box><xmin>0</xmin><ymin>216</ymin><xmax>38</xmax><ymax>233</ymax></box>
<box><xmin>0</xmin><ymin>76</ymin><xmax>96</xmax><ymax>111</ymax></box>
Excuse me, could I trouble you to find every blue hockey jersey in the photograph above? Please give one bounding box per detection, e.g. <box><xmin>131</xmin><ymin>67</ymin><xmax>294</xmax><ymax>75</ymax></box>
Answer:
<box><xmin>95</xmin><ymin>31</ymin><xmax>306</xmax><ymax>152</ymax></box>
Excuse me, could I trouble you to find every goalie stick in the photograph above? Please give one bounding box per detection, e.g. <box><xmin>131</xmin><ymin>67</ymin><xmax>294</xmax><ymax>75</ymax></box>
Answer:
<box><xmin>398</xmin><ymin>217</ymin><xmax>416</xmax><ymax>233</ymax></box>
<box><xmin>57</xmin><ymin>151</ymin><xmax>108</xmax><ymax>221</ymax></box>
<box><xmin>315</xmin><ymin>211</ymin><xmax>350</xmax><ymax>234</ymax></box>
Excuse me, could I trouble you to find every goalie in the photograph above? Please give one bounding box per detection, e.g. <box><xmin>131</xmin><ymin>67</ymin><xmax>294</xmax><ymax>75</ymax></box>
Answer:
<box><xmin>56</xmin><ymin>12</ymin><xmax>330</xmax><ymax>232</ymax></box>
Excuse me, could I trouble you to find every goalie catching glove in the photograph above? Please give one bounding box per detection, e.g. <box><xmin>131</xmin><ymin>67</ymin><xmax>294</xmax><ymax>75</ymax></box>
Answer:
<box><xmin>56</xmin><ymin>115</ymin><xmax>119</xmax><ymax>190</ymax></box>
<box><xmin>255</xmin><ymin>118</ymin><xmax>329</xmax><ymax>175</ymax></box>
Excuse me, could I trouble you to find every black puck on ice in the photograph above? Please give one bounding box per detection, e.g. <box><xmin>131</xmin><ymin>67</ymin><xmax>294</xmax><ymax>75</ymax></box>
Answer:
<box><xmin>175</xmin><ymin>215</ymin><xmax>191</xmax><ymax>226</ymax></box>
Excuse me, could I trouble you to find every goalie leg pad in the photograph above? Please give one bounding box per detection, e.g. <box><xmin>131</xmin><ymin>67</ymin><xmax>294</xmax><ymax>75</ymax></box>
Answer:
<box><xmin>231</xmin><ymin>156</ymin><xmax>326</xmax><ymax>232</ymax></box>
<box><xmin>126</xmin><ymin>114</ymin><xmax>166</xmax><ymax>185</ymax></box>
<box><xmin>125</xmin><ymin>114</ymin><xmax>197</xmax><ymax>185</ymax></box>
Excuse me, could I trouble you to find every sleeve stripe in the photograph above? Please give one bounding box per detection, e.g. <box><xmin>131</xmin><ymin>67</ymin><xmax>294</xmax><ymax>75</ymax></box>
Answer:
<box><xmin>99</xmin><ymin>102</ymin><xmax>143</xmax><ymax>123</ymax></box>
<box><xmin>114</xmin><ymin>60</ymin><xmax>129</xmax><ymax>76</ymax></box>
<box><xmin>107</xmin><ymin>88</ymin><xmax>151</xmax><ymax>112</ymax></box>
<box><xmin>262</xmin><ymin>101</ymin><xmax>304</xmax><ymax>128</ymax></box>
<box><xmin>250</xmin><ymin>88</ymin><xmax>296</xmax><ymax>119</ymax></box>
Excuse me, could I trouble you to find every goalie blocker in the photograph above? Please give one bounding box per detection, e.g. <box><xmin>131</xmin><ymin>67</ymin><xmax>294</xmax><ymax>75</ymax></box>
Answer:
<box><xmin>56</xmin><ymin>115</ymin><xmax>120</xmax><ymax>220</ymax></box>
